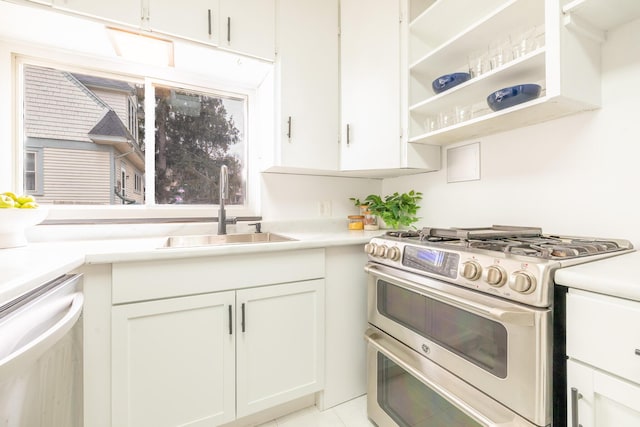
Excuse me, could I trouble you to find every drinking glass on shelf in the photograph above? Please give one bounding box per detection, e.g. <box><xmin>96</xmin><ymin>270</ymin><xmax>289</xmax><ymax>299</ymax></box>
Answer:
<box><xmin>532</xmin><ymin>24</ymin><xmax>545</xmax><ymax>50</ymax></box>
<box><xmin>468</xmin><ymin>48</ymin><xmax>489</xmax><ymax>78</ymax></box>
<box><xmin>471</xmin><ymin>101</ymin><xmax>490</xmax><ymax>119</ymax></box>
<box><xmin>455</xmin><ymin>104</ymin><xmax>472</xmax><ymax>124</ymax></box>
<box><xmin>423</xmin><ymin>115</ymin><xmax>439</xmax><ymax>133</ymax></box>
<box><xmin>438</xmin><ymin>109</ymin><xmax>456</xmax><ymax>129</ymax></box>
<box><xmin>489</xmin><ymin>37</ymin><xmax>512</xmax><ymax>70</ymax></box>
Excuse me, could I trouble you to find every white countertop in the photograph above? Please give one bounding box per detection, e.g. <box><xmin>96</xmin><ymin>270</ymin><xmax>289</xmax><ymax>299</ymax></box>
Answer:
<box><xmin>555</xmin><ymin>251</ymin><xmax>640</xmax><ymax>302</ymax></box>
<box><xmin>0</xmin><ymin>221</ymin><xmax>380</xmax><ymax>306</ymax></box>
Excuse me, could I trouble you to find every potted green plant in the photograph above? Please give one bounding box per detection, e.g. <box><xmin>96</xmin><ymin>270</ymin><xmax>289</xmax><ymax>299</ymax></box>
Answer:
<box><xmin>350</xmin><ymin>190</ymin><xmax>422</xmax><ymax>229</ymax></box>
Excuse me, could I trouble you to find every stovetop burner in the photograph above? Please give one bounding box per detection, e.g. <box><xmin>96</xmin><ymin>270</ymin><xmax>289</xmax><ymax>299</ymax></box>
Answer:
<box><xmin>383</xmin><ymin>226</ymin><xmax>631</xmax><ymax>260</ymax></box>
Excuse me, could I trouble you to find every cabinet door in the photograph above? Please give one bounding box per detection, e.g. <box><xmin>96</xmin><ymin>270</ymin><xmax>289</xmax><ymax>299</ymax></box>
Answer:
<box><xmin>112</xmin><ymin>291</ymin><xmax>236</xmax><ymax>427</ymax></box>
<box><xmin>236</xmin><ymin>279</ymin><xmax>325</xmax><ymax>418</ymax></box>
<box><xmin>219</xmin><ymin>0</ymin><xmax>275</xmax><ymax>60</ymax></box>
<box><xmin>53</xmin><ymin>0</ymin><xmax>142</xmax><ymax>27</ymax></box>
<box><xmin>568</xmin><ymin>359</ymin><xmax>640</xmax><ymax>427</ymax></box>
<box><xmin>340</xmin><ymin>0</ymin><xmax>401</xmax><ymax>171</ymax></box>
<box><xmin>276</xmin><ymin>0</ymin><xmax>339</xmax><ymax>170</ymax></box>
<box><xmin>148</xmin><ymin>0</ymin><xmax>219</xmax><ymax>45</ymax></box>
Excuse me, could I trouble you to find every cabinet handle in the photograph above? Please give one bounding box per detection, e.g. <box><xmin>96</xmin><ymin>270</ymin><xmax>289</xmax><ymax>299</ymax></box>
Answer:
<box><xmin>287</xmin><ymin>116</ymin><xmax>292</xmax><ymax>139</ymax></box>
<box><xmin>346</xmin><ymin>124</ymin><xmax>351</xmax><ymax>146</ymax></box>
<box><xmin>228</xmin><ymin>305</ymin><xmax>232</xmax><ymax>335</ymax></box>
<box><xmin>208</xmin><ymin>9</ymin><xmax>212</xmax><ymax>36</ymax></box>
<box><xmin>241</xmin><ymin>302</ymin><xmax>246</xmax><ymax>332</ymax></box>
<box><xmin>635</xmin><ymin>349</ymin><xmax>640</xmax><ymax>356</ymax></box>
<box><xmin>570</xmin><ymin>387</ymin><xmax>583</xmax><ymax>427</ymax></box>
<box><xmin>227</xmin><ymin>17</ymin><xmax>231</xmax><ymax>43</ymax></box>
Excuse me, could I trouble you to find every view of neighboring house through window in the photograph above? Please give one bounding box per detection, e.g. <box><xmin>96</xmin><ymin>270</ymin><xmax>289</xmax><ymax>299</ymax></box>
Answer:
<box><xmin>21</xmin><ymin>63</ymin><xmax>247</xmax><ymax>207</ymax></box>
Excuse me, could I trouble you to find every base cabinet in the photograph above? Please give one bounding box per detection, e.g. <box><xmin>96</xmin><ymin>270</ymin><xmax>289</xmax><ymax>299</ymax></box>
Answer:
<box><xmin>112</xmin><ymin>291</ymin><xmax>236</xmax><ymax>427</ymax></box>
<box><xmin>566</xmin><ymin>289</ymin><xmax>640</xmax><ymax>427</ymax></box>
<box><xmin>567</xmin><ymin>359</ymin><xmax>640</xmax><ymax>427</ymax></box>
<box><xmin>112</xmin><ymin>280</ymin><xmax>324</xmax><ymax>427</ymax></box>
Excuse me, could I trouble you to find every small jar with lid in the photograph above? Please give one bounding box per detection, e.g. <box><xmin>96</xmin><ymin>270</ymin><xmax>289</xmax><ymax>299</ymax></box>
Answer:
<box><xmin>348</xmin><ymin>215</ymin><xmax>364</xmax><ymax>230</ymax></box>
<box><xmin>362</xmin><ymin>210</ymin><xmax>379</xmax><ymax>231</ymax></box>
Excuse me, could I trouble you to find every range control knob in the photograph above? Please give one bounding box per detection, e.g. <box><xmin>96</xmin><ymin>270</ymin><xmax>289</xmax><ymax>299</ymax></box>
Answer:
<box><xmin>364</xmin><ymin>243</ymin><xmax>376</xmax><ymax>255</ymax></box>
<box><xmin>460</xmin><ymin>261</ymin><xmax>481</xmax><ymax>281</ymax></box>
<box><xmin>386</xmin><ymin>246</ymin><xmax>401</xmax><ymax>261</ymax></box>
<box><xmin>509</xmin><ymin>271</ymin><xmax>536</xmax><ymax>294</ymax></box>
<box><xmin>374</xmin><ymin>244</ymin><xmax>388</xmax><ymax>258</ymax></box>
<box><xmin>484</xmin><ymin>265</ymin><xmax>507</xmax><ymax>287</ymax></box>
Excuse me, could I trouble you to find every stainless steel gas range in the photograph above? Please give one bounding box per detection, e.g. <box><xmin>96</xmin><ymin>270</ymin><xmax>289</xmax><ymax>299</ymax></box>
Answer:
<box><xmin>364</xmin><ymin>225</ymin><xmax>633</xmax><ymax>427</ymax></box>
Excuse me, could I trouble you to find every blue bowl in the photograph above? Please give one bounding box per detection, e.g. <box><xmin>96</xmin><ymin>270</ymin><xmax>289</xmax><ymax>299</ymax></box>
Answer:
<box><xmin>431</xmin><ymin>72</ymin><xmax>471</xmax><ymax>94</ymax></box>
<box><xmin>487</xmin><ymin>84</ymin><xmax>542</xmax><ymax>111</ymax></box>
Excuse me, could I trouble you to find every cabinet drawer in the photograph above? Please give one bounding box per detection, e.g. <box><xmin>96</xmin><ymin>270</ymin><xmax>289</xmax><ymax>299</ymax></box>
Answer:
<box><xmin>567</xmin><ymin>290</ymin><xmax>640</xmax><ymax>383</ymax></box>
<box><xmin>112</xmin><ymin>248</ymin><xmax>325</xmax><ymax>304</ymax></box>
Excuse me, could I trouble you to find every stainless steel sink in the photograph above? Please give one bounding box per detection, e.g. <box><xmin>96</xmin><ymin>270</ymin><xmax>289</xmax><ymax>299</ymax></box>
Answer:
<box><xmin>161</xmin><ymin>232</ymin><xmax>296</xmax><ymax>248</ymax></box>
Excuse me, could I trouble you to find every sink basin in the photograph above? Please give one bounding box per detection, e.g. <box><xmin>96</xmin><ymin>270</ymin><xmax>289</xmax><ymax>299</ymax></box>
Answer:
<box><xmin>161</xmin><ymin>232</ymin><xmax>296</xmax><ymax>248</ymax></box>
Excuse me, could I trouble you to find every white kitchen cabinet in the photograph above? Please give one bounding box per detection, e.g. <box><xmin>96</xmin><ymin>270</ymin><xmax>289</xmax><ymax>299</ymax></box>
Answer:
<box><xmin>566</xmin><ymin>289</ymin><xmax>640</xmax><ymax>427</ymax></box>
<box><xmin>339</xmin><ymin>0</ymin><xmax>440</xmax><ymax>174</ymax></box>
<box><xmin>52</xmin><ymin>0</ymin><xmax>142</xmax><ymax>27</ymax></box>
<box><xmin>236</xmin><ymin>280</ymin><xmax>325</xmax><ymax>417</ymax></box>
<box><xmin>339</xmin><ymin>0</ymin><xmax>400</xmax><ymax>170</ymax></box>
<box><xmin>408</xmin><ymin>0</ymin><xmax>603</xmax><ymax>146</ymax></box>
<box><xmin>111</xmin><ymin>280</ymin><xmax>324</xmax><ymax>426</ymax></box>
<box><xmin>111</xmin><ymin>291</ymin><xmax>236</xmax><ymax>427</ymax></box>
<box><xmin>219</xmin><ymin>0</ymin><xmax>275</xmax><ymax>60</ymax></box>
<box><xmin>105</xmin><ymin>249</ymin><xmax>325</xmax><ymax>426</ymax></box>
<box><xmin>147</xmin><ymin>0</ymin><xmax>219</xmax><ymax>45</ymax></box>
<box><xmin>273</xmin><ymin>0</ymin><xmax>340</xmax><ymax>171</ymax></box>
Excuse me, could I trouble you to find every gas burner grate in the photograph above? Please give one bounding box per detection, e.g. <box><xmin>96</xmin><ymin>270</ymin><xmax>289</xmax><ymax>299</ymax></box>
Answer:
<box><xmin>385</xmin><ymin>230</ymin><xmax>420</xmax><ymax>238</ymax></box>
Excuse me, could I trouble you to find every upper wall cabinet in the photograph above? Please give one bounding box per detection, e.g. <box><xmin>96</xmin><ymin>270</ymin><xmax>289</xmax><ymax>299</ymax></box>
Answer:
<box><xmin>218</xmin><ymin>0</ymin><xmax>276</xmax><ymax>60</ymax></box>
<box><xmin>339</xmin><ymin>0</ymin><xmax>440</xmax><ymax>175</ymax></box>
<box><xmin>146</xmin><ymin>0</ymin><xmax>220</xmax><ymax>46</ymax></box>
<box><xmin>407</xmin><ymin>0</ymin><xmax>610</xmax><ymax>146</ymax></box>
<box><xmin>274</xmin><ymin>0</ymin><xmax>340</xmax><ymax>171</ymax></box>
<box><xmin>49</xmin><ymin>0</ymin><xmax>275</xmax><ymax>59</ymax></box>
<box><xmin>52</xmin><ymin>0</ymin><xmax>142</xmax><ymax>27</ymax></box>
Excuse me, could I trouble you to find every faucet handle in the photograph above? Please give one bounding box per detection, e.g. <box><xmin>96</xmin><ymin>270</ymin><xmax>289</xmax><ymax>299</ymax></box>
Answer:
<box><xmin>248</xmin><ymin>222</ymin><xmax>262</xmax><ymax>233</ymax></box>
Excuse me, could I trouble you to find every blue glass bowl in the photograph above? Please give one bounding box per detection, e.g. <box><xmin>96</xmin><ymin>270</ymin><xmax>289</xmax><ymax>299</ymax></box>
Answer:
<box><xmin>487</xmin><ymin>84</ymin><xmax>542</xmax><ymax>111</ymax></box>
<box><xmin>431</xmin><ymin>72</ymin><xmax>471</xmax><ymax>94</ymax></box>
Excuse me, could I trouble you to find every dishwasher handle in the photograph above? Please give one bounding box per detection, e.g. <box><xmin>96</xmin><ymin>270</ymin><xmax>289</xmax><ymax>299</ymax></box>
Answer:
<box><xmin>0</xmin><ymin>292</ymin><xmax>83</xmax><ymax>377</ymax></box>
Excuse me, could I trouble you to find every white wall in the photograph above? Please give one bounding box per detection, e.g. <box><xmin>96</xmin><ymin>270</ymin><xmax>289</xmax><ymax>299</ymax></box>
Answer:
<box><xmin>260</xmin><ymin>173</ymin><xmax>381</xmax><ymax>220</ymax></box>
<box><xmin>383</xmin><ymin>18</ymin><xmax>640</xmax><ymax>246</ymax></box>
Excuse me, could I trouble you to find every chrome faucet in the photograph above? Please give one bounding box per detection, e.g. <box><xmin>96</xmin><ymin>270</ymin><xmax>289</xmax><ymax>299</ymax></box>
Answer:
<box><xmin>218</xmin><ymin>165</ymin><xmax>236</xmax><ymax>234</ymax></box>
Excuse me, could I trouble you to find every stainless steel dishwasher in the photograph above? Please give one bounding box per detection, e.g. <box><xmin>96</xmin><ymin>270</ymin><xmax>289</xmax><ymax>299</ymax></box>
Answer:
<box><xmin>0</xmin><ymin>274</ymin><xmax>84</xmax><ymax>427</ymax></box>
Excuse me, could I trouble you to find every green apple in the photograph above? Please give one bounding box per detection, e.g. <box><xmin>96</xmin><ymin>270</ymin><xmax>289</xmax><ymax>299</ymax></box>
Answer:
<box><xmin>0</xmin><ymin>194</ymin><xmax>16</xmax><ymax>208</ymax></box>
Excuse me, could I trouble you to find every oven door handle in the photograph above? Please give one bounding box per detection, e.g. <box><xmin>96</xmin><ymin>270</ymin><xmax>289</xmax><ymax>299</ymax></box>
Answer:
<box><xmin>365</xmin><ymin>264</ymin><xmax>535</xmax><ymax>327</ymax></box>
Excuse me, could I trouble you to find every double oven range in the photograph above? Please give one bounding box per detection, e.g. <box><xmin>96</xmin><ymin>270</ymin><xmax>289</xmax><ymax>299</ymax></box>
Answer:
<box><xmin>364</xmin><ymin>226</ymin><xmax>633</xmax><ymax>427</ymax></box>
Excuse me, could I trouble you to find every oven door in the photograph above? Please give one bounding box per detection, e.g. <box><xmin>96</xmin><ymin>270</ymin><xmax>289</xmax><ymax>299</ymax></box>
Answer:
<box><xmin>366</xmin><ymin>328</ymin><xmax>537</xmax><ymax>427</ymax></box>
<box><xmin>366</xmin><ymin>262</ymin><xmax>551</xmax><ymax>427</ymax></box>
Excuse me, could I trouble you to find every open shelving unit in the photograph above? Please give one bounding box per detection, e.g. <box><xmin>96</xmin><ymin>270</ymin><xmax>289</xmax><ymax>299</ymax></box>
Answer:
<box><xmin>407</xmin><ymin>0</ymin><xmax>609</xmax><ymax>146</ymax></box>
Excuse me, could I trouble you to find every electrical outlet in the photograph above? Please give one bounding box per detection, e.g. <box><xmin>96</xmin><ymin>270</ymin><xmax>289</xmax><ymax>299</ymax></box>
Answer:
<box><xmin>318</xmin><ymin>200</ymin><xmax>332</xmax><ymax>217</ymax></box>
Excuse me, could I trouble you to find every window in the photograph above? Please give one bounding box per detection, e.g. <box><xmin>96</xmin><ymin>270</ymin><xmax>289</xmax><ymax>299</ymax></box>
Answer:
<box><xmin>154</xmin><ymin>85</ymin><xmax>246</xmax><ymax>205</ymax></box>
<box><xmin>24</xmin><ymin>149</ymin><xmax>42</xmax><ymax>194</ymax></box>
<box><xmin>20</xmin><ymin>63</ymin><xmax>248</xmax><ymax>210</ymax></box>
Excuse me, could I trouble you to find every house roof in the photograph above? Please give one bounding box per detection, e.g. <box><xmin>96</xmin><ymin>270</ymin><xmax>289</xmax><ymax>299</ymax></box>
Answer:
<box><xmin>72</xmin><ymin>73</ymin><xmax>134</xmax><ymax>93</ymax></box>
<box><xmin>89</xmin><ymin>110</ymin><xmax>134</xmax><ymax>140</ymax></box>
<box><xmin>89</xmin><ymin>110</ymin><xmax>144</xmax><ymax>170</ymax></box>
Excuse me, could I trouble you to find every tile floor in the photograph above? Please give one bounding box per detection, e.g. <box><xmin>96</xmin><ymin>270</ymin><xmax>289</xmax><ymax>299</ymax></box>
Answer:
<box><xmin>256</xmin><ymin>395</ymin><xmax>375</xmax><ymax>427</ymax></box>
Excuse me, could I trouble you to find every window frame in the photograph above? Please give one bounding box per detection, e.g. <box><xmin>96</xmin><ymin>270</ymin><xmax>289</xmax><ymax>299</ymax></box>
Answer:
<box><xmin>6</xmin><ymin>43</ymin><xmax>262</xmax><ymax>222</ymax></box>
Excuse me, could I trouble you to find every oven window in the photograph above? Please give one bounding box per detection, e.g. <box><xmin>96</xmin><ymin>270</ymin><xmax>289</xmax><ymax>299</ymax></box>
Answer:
<box><xmin>377</xmin><ymin>352</ymin><xmax>482</xmax><ymax>427</ymax></box>
<box><xmin>377</xmin><ymin>280</ymin><xmax>508</xmax><ymax>378</ymax></box>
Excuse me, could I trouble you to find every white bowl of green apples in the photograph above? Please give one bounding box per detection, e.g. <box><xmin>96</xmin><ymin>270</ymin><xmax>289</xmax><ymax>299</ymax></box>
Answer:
<box><xmin>0</xmin><ymin>192</ymin><xmax>48</xmax><ymax>248</ymax></box>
